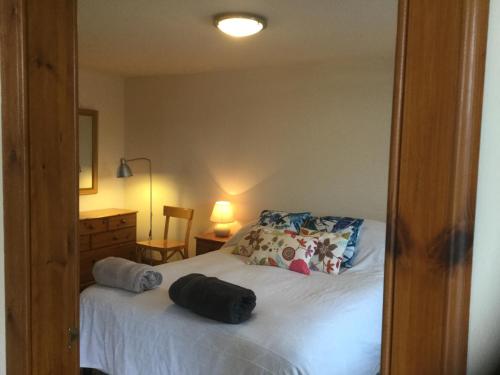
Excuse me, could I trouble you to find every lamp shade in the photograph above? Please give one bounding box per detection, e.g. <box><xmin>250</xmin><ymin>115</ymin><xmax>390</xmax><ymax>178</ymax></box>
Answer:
<box><xmin>117</xmin><ymin>158</ymin><xmax>133</xmax><ymax>178</ymax></box>
<box><xmin>210</xmin><ymin>201</ymin><xmax>234</xmax><ymax>224</ymax></box>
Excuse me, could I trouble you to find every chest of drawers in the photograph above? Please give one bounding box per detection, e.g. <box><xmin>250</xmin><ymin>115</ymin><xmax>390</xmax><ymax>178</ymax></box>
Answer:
<box><xmin>79</xmin><ymin>208</ymin><xmax>138</xmax><ymax>289</ymax></box>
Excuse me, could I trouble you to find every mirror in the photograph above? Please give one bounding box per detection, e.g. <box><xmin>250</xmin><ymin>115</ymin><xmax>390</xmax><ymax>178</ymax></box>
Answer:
<box><xmin>79</xmin><ymin>108</ymin><xmax>98</xmax><ymax>194</ymax></box>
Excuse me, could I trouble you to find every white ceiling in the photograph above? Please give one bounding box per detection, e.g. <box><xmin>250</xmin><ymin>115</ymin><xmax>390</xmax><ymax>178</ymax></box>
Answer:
<box><xmin>78</xmin><ymin>0</ymin><xmax>398</xmax><ymax>77</ymax></box>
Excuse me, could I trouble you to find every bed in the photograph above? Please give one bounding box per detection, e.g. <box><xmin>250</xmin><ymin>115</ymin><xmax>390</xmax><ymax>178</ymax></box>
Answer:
<box><xmin>80</xmin><ymin>219</ymin><xmax>386</xmax><ymax>375</ymax></box>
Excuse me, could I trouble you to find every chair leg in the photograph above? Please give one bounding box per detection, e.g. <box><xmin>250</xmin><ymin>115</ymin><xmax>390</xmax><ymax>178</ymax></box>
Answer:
<box><xmin>183</xmin><ymin>246</ymin><xmax>188</xmax><ymax>259</ymax></box>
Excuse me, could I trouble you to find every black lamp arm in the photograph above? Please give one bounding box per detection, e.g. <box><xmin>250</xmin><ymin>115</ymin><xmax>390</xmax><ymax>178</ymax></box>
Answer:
<box><xmin>123</xmin><ymin>157</ymin><xmax>153</xmax><ymax>240</ymax></box>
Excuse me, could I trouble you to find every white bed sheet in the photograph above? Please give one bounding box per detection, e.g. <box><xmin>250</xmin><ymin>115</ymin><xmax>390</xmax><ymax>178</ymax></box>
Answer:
<box><xmin>80</xmin><ymin>220</ymin><xmax>386</xmax><ymax>375</ymax></box>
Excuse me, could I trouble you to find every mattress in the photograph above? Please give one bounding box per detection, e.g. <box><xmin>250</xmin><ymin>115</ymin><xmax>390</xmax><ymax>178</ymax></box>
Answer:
<box><xmin>80</xmin><ymin>219</ymin><xmax>386</xmax><ymax>375</ymax></box>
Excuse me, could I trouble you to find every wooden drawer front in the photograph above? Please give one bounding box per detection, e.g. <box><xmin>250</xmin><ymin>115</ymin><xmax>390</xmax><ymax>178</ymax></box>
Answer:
<box><xmin>80</xmin><ymin>235</ymin><xmax>90</xmax><ymax>252</ymax></box>
<box><xmin>80</xmin><ymin>244</ymin><xmax>137</xmax><ymax>286</ymax></box>
<box><xmin>108</xmin><ymin>213</ymin><xmax>136</xmax><ymax>231</ymax></box>
<box><xmin>196</xmin><ymin>240</ymin><xmax>224</xmax><ymax>256</ymax></box>
<box><xmin>91</xmin><ymin>226</ymin><xmax>136</xmax><ymax>249</ymax></box>
<box><xmin>80</xmin><ymin>218</ymin><xmax>107</xmax><ymax>235</ymax></box>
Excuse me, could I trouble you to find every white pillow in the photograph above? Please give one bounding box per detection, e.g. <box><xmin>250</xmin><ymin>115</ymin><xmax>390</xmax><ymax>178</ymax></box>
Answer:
<box><xmin>349</xmin><ymin>219</ymin><xmax>386</xmax><ymax>270</ymax></box>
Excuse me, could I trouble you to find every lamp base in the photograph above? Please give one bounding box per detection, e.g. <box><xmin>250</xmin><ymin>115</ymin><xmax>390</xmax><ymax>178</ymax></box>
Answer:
<box><xmin>214</xmin><ymin>223</ymin><xmax>231</xmax><ymax>237</ymax></box>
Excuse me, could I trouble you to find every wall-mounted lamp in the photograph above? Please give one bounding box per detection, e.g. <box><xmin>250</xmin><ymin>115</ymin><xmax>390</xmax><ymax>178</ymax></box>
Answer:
<box><xmin>210</xmin><ymin>201</ymin><xmax>235</xmax><ymax>237</ymax></box>
<box><xmin>117</xmin><ymin>157</ymin><xmax>153</xmax><ymax>240</ymax></box>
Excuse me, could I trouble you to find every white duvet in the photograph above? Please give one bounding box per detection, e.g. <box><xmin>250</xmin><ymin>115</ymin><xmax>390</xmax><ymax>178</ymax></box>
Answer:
<box><xmin>80</xmin><ymin>220</ymin><xmax>386</xmax><ymax>375</ymax></box>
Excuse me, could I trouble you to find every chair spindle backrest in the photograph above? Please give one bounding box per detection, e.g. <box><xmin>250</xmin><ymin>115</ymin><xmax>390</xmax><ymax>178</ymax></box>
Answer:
<box><xmin>163</xmin><ymin>206</ymin><xmax>195</xmax><ymax>250</ymax></box>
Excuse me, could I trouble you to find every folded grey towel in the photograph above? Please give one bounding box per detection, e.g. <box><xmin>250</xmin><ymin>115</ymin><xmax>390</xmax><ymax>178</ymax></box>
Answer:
<box><xmin>92</xmin><ymin>257</ymin><xmax>163</xmax><ymax>293</ymax></box>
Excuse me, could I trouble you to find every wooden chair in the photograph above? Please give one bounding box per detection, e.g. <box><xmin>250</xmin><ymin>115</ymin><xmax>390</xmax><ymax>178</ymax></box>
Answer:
<box><xmin>136</xmin><ymin>206</ymin><xmax>194</xmax><ymax>265</ymax></box>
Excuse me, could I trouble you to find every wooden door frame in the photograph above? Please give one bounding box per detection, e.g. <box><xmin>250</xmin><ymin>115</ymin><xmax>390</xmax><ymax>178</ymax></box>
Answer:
<box><xmin>382</xmin><ymin>0</ymin><xmax>489</xmax><ymax>373</ymax></box>
<box><xmin>1</xmin><ymin>0</ymin><xmax>31</xmax><ymax>372</ymax></box>
<box><xmin>1</xmin><ymin>0</ymin><xmax>79</xmax><ymax>374</ymax></box>
<box><xmin>0</xmin><ymin>0</ymin><xmax>489</xmax><ymax>374</ymax></box>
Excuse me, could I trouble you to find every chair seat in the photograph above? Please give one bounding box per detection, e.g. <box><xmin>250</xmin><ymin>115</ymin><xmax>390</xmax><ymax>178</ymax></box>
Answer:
<box><xmin>136</xmin><ymin>239</ymin><xmax>185</xmax><ymax>251</ymax></box>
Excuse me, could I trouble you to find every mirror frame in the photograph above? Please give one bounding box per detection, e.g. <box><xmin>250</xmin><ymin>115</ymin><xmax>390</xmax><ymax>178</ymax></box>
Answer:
<box><xmin>78</xmin><ymin>108</ymin><xmax>98</xmax><ymax>195</ymax></box>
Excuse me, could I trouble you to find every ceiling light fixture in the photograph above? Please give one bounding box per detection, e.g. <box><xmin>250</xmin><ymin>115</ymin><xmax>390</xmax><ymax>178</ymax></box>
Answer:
<box><xmin>214</xmin><ymin>13</ymin><xmax>267</xmax><ymax>38</ymax></box>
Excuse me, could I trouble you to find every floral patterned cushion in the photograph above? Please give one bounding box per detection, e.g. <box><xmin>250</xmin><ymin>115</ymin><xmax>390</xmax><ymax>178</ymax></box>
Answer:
<box><xmin>304</xmin><ymin>229</ymin><xmax>353</xmax><ymax>275</ymax></box>
<box><xmin>246</xmin><ymin>227</ymin><xmax>316</xmax><ymax>275</ymax></box>
<box><xmin>231</xmin><ymin>225</ymin><xmax>266</xmax><ymax>257</ymax></box>
<box><xmin>257</xmin><ymin>210</ymin><xmax>311</xmax><ymax>234</ymax></box>
<box><xmin>301</xmin><ymin>216</ymin><xmax>364</xmax><ymax>268</ymax></box>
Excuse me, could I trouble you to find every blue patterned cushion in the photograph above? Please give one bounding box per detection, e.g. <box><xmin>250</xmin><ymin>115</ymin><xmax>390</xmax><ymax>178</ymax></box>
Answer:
<box><xmin>302</xmin><ymin>216</ymin><xmax>364</xmax><ymax>268</ymax></box>
<box><xmin>257</xmin><ymin>210</ymin><xmax>311</xmax><ymax>234</ymax></box>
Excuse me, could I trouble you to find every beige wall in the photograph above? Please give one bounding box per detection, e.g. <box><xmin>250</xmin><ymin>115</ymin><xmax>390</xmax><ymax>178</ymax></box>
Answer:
<box><xmin>467</xmin><ymin>1</ymin><xmax>500</xmax><ymax>373</ymax></box>
<box><xmin>124</xmin><ymin>61</ymin><xmax>393</xmax><ymax>253</ymax></box>
<box><xmin>79</xmin><ymin>69</ymin><xmax>126</xmax><ymax>211</ymax></box>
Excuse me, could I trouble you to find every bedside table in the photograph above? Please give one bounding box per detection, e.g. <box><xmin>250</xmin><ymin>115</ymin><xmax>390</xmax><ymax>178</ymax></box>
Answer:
<box><xmin>194</xmin><ymin>232</ymin><xmax>228</xmax><ymax>256</ymax></box>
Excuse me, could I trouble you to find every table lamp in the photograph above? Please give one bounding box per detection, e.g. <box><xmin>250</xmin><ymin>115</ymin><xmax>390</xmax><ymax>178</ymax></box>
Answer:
<box><xmin>210</xmin><ymin>201</ymin><xmax>234</xmax><ymax>237</ymax></box>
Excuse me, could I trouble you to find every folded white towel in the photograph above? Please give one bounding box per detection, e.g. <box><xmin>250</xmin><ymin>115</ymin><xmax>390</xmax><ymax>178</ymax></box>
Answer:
<box><xmin>92</xmin><ymin>257</ymin><xmax>163</xmax><ymax>293</ymax></box>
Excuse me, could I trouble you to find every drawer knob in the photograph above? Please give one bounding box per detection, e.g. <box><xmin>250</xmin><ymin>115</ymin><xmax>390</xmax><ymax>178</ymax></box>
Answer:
<box><xmin>120</xmin><ymin>219</ymin><xmax>127</xmax><ymax>224</ymax></box>
<box><xmin>87</xmin><ymin>224</ymin><xmax>94</xmax><ymax>230</ymax></box>
<box><xmin>113</xmin><ymin>236</ymin><xmax>118</xmax><ymax>241</ymax></box>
